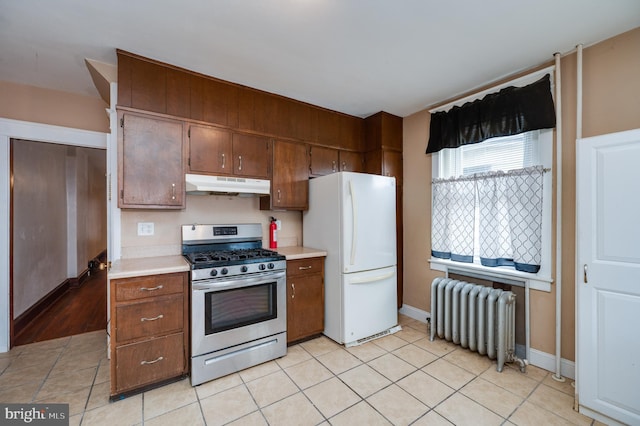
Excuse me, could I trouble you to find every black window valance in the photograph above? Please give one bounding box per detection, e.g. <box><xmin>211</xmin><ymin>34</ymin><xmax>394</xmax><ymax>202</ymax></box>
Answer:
<box><xmin>426</xmin><ymin>74</ymin><xmax>556</xmax><ymax>154</ymax></box>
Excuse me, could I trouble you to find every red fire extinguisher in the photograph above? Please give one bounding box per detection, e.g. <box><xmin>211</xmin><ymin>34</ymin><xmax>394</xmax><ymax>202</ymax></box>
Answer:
<box><xmin>269</xmin><ymin>217</ymin><xmax>278</xmax><ymax>249</ymax></box>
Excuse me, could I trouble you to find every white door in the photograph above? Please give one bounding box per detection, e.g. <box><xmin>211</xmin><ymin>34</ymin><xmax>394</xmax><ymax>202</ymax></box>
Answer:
<box><xmin>341</xmin><ymin>172</ymin><xmax>396</xmax><ymax>273</ymax></box>
<box><xmin>577</xmin><ymin>128</ymin><xmax>640</xmax><ymax>425</ymax></box>
<box><xmin>343</xmin><ymin>265</ymin><xmax>397</xmax><ymax>344</ymax></box>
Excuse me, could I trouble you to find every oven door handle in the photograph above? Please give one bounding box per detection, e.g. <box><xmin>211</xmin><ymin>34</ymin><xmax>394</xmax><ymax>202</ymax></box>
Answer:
<box><xmin>192</xmin><ymin>271</ymin><xmax>286</xmax><ymax>292</ymax></box>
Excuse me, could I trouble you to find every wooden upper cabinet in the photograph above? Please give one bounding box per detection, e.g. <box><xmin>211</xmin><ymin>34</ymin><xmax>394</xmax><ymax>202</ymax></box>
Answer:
<box><xmin>309</xmin><ymin>146</ymin><xmax>339</xmax><ymax>177</ymax></box>
<box><xmin>339</xmin><ymin>115</ymin><xmax>365</xmax><ymax>151</ymax></box>
<box><xmin>118</xmin><ymin>111</ymin><xmax>185</xmax><ymax>209</ymax></box>
<box><xmin>261</xmin><ymin>140</ymin><xmax>308</xmax><ymax>211</ymax></box>
<box><xmin>117</xmin><ymin>51</ymin><xmax>190</xmax><ymax>117</ymax></box>
<box><xmin>188</xmin><ymin>125</ymin><xmax>233</xmax><ymax>175</ymax></box>
<box><xmin>190</xmin><ymin>75</ymin><xmax>238</xmax><ymax>128</ymax></box>
<box><xmin>382</xmin><ymin>150</ymin><xmax>403</xmax><ymax>181</ymax></box>
<box><xmin>364</xmin><ymin>111</ymin><xmax>403</xmax><ymax>151</ymax></box>
<box><xmin>188</xmin><ymin>125</ymin><xmax>271</xmax><ymax>179</ymax></box>
<box><xmin>339</xmin><ymin>151</ymin><xmax>364</xmax><ymax>173</ymax></box>
<box><xmin>315</xmin><ymin>109</ymin><xmax>341</xmax><ymax>146</ymax></box>
<box><xmin>232</xmin><ymin>133</ymin><xmax>271</xmax><ymax>179</ymax></box>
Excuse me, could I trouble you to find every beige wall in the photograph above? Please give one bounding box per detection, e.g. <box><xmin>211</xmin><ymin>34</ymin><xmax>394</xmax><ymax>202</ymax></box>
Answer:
<box><xmin>402</xmin><ymin>27</ymin><xmax>640</xmax><ymax>360</ymax></box>
<box><xmin>120</xmin><ymin>196</ymin><xmax>303</xmax><ymax>258</ymax></box>
<box><xmin>0</xmin><ymin>80</ymin><xmax>108</xmax><ymax>133</ymax></box>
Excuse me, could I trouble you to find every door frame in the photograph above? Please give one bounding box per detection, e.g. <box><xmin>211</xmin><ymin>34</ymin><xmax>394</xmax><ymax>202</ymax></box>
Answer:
<box><xmin>0</xmin><ymin>118</ymin><xmax>107</xmax><ymax>352</ymax></box>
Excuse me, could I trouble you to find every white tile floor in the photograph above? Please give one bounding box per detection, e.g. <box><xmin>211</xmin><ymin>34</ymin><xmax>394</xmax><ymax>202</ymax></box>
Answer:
<box><xmin>0</xmin><ymin>315</ymin><xmax>601</xmax><ymax>425</ymax></box>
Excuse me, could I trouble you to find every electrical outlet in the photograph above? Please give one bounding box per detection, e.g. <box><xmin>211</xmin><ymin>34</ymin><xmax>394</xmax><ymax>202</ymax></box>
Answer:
<box><xmin>137</xmin><ymin>222</ymin><xmax>154</xmax><ymax>236</ymax></box>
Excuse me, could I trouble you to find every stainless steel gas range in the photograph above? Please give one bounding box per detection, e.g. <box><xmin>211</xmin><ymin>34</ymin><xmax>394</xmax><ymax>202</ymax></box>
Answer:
<box><xmin>182</xmin><ymin>223</ymin><xmax>287</xmax><ymax>386</ymax></box>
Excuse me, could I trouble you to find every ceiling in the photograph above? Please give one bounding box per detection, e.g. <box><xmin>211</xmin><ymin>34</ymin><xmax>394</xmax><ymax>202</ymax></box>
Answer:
<box><xmin>1</xmin><ymin>1</ymin><xmax>639</xmax><ymax>118</ymax></box>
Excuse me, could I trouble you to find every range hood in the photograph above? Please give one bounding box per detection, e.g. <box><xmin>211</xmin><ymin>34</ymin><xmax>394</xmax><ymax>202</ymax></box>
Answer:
<box><xmin>185</xmin><ymin>173</ymin><xmax>270</xmax><ymax>196</ymax></box>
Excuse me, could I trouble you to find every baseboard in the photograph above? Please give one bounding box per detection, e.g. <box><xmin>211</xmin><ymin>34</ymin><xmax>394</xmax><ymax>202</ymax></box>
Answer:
<box><xmin>399</xmin><ymin>304</ymin><xmax>429</xmax><ymax>323</ymax></box>
<box><xmin>68</xmin><ymin>268</ymin><xmax>90</xmax><ymax>288</ymax></box>
<box><xmin>529</xmin><ymin>348</ymin><xmax>575</xmax><ymax>380</ymax></box>
<box><xmin>14</xmin><ymin>279</ymin><xmax>70</xmax><ymax>337</ymax></box>
<box><xmin>399</xmin><ymin>303</ymin><xmax>576</xmax><ymax>379</ymax></box>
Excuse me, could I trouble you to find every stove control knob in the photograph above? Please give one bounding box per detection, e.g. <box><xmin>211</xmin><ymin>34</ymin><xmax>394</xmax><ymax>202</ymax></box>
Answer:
<box><xmin>221</xmin><ymin>268</ymin><xmax>228</xmax><ymax>275</ymax></box>
<box><xmin>268</xmin><ymin>263</ymin><xmax>274</xmax><ymax>270</ymax></box>
<box><xmin>241</xmin><ymin>266</ymin><xmax>248</xmax><ymax>273</ymax></box>
<box><xmin>210</xmin><ymin>269</ymin><xmax>218</xmax><ymax>277</ymax></box>
<box><xmin>259</xmin><ymin>264</ymin><xmax>266</xmax><ymax>271</ymax></box>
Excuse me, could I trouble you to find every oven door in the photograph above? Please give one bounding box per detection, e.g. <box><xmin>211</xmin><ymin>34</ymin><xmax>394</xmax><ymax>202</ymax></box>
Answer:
<box><xmin>192</xmin><ymin>270</ymin><xmax>286</xmax><ymax>357</ymax></box>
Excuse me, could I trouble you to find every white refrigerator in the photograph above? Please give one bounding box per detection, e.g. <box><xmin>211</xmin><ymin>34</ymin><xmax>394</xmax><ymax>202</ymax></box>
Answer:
<box><xmin>303</xmin><ymin>172</ymin><xmax>398</xmax><ymax>346</ymax></box>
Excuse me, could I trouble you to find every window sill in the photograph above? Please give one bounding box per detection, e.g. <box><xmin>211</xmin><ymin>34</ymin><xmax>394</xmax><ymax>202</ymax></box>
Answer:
<box><xmin>429</xmin><ymin>258</ymin><xmax>552</xmax><ymax>292</ymax></box>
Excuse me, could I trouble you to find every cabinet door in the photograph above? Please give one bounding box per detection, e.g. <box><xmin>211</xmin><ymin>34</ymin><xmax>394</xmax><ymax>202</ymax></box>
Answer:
<box><xmin>382</xmin><ymin>150</ymin><xmax>403</xmax><ymax>182</ymax></box>
<box><xmin>309</xmin><ymin>146</ymin><xmax>339</xmax><ymax>177</ymax></box>
<box><xmin>232</xmin><ymin>133</ymin><xmax>271</xmax><ymax>179</ymax></box>
<box><xmin>269</xmin><ymin>141</ymin><xmax>309</xmax><ymax>210</ymax></box>
<box><xmin>188</xmin><ymin>125</ymin><xmax>233</xmax><ymax>175</ymax></box>
<box><xmin>339</xmin><ymin>151</ymin><xmax>364</xmax><ymax>173</ymax></box>
<box><xmin>119</xmin><ymin>112</ymin><xmax>185</xmax><ymax>209</ymax></box>
<box><xmin>287</xmin><ymin>271</ymin><xmax>324</xmax><ymax>343</ymax></box>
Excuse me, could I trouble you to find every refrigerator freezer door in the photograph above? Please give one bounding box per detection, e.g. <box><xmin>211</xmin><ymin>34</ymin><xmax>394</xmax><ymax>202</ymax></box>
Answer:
<box><xmin>341</xmin><ymin>173</ymin><xmax>396</xmax><ymax>273</ymax></box>
<box><xmin>342</xmin><ymin>266</ymin><xmax>398</xmax><ymax>345</ymax></box>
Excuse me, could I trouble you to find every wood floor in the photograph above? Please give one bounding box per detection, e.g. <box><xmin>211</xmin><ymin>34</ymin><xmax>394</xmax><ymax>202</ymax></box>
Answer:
<box><xmin>13</xmin><ymin>267</ymin><xmax>107</xmax><ymax>346</ymax></box>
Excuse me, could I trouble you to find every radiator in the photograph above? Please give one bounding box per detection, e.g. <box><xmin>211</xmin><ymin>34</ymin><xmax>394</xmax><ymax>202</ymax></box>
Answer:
<box><xmin>429</xmin><ymin>277</ymin><xmax>525</xmax><ymax>372</ymax></box>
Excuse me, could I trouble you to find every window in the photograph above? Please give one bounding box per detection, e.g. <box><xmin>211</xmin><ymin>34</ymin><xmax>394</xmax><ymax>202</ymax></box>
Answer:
<box><xmin>431</xmin><ymin>129</ymin><xmax>553</xmax><ymax>282</ymax></box>
<box><xmin>439</xmin><ymin>131</ymin><xmax>540</xmax><ymax>179</ymax></box>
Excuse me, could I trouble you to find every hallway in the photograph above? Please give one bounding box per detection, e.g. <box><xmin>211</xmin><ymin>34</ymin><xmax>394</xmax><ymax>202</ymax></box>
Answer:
<box><xmin>13</xmin><ymin>267</ymin><xmax>107</xmax><ymax>346</ymax></box>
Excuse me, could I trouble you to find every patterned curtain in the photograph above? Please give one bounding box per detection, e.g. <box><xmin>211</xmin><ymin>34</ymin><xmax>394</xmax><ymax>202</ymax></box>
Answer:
<box><xmin>431</xmin><ymin>178</ymin><xmax>475</xmax><ymax>263</ymax></box>
<box><xmin>432</xmin><ymin>165</ymin><xmax>545</xmax><ymax>272</ymax></box>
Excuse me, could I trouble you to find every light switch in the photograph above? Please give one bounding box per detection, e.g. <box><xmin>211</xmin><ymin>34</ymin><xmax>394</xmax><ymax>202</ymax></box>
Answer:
<box><xmin>137</xmin><ymin>222</ymin><xmax>154</xmax><ymax>236</ymax></box>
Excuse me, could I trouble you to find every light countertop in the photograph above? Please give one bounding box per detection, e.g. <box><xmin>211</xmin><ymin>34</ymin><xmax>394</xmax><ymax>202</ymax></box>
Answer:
<box><xmin>108</xmin><ymin>255</ymin><xmax>190</xmax><ymax>280</ymax></box>
<box><xmin>277</xmin><ymin>246</ymin><xmax>327</xmax><ymax>260</ymax></box>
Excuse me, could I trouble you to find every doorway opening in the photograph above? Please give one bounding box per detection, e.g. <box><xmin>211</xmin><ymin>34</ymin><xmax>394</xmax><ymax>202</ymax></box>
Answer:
<box><xmin>10</xmin><ymin>138</ymin><xmax>107</xmax><ymax>346</ymax></box>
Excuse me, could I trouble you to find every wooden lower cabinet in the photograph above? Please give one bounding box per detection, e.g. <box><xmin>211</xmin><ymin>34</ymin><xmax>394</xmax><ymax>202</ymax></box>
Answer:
<box><xmin>286</xmin><ymin>257</ymin><xmax>325</xmax><ymax>344</ymax></box>
<box><xmin>110</xmin><ymin>272</ymin><xmax>189</xmax><ymax>398</ymax></box>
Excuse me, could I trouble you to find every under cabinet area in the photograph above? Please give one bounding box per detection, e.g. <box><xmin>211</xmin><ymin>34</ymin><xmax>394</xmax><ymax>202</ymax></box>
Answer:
<box><xmin>286</xmin><ymin>257</ymin><xmax>325</xmax><ymax>344</ymax></box>
<box><xmin>118</xmin><ymin>110</ymin><xmax>185</xmax><ymax>209</ymax></box>
<box><xmin>109</xmin><ymin>271</ymin><xmax>189</xmax><ymax>398</ymax></box>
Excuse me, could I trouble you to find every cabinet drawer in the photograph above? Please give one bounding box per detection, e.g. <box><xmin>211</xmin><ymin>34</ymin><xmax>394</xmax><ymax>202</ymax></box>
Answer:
<box><xmin>115</xmin><ymin>273</ymin><xmax>184</xmax><ymax>302</ymax></box>
<box><xmin>116</xmin><ymin>295</ymin><xmax>183</xmax><ymax>342</ymax></box>
<box><xmin>115</xmin><ymin>333</ymin><xmax>185</xmax><ymax>393</ymax></box>
<box><xmin>287</xmin><ymin>257</ymin><xmax>324</xmax><ymax>278</ymax></box>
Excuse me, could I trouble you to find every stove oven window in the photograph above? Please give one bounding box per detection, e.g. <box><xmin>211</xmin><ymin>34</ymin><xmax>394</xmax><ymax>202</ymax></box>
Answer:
<box><xmin>204</xmin><ymin>282</ymin><xmax>277</xmax><ymax>334</ymax></box>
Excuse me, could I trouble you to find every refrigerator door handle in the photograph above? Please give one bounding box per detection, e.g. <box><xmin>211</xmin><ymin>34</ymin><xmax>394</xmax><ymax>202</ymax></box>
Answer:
<box><xmin>349</xmin><ymin>271</ymin><xmax>395</xmax><ymax>285</ymax></box>
<box><xmin>349</xmin><ymin>180</ymin><xmax>357</xmax><ymax>266</ymax></box>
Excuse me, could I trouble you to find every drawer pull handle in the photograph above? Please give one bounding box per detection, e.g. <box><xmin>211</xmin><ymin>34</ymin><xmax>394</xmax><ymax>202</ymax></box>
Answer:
<box><xmin>141</xmin><ymin>314</ymin><xmax>164</xmax><ymax>322</ymax></box>
<box><xmin>141</xmin><ymin>356</ymin><xmax>164</xmax><ymax>365</ymax></box>
<box><xmin>140</xmin><ymin>285</ymin><xmax>163</xmax><ymax>292</ymax></box>
<box><xmin>298</xmin><ymin>266</ymin><xmax>313</xmax><ymax>270</ymax></box>
<box><xmin>291</xmin><ymin>283</ymin><xmax>295</xmax><ymax>299</ymax></box>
